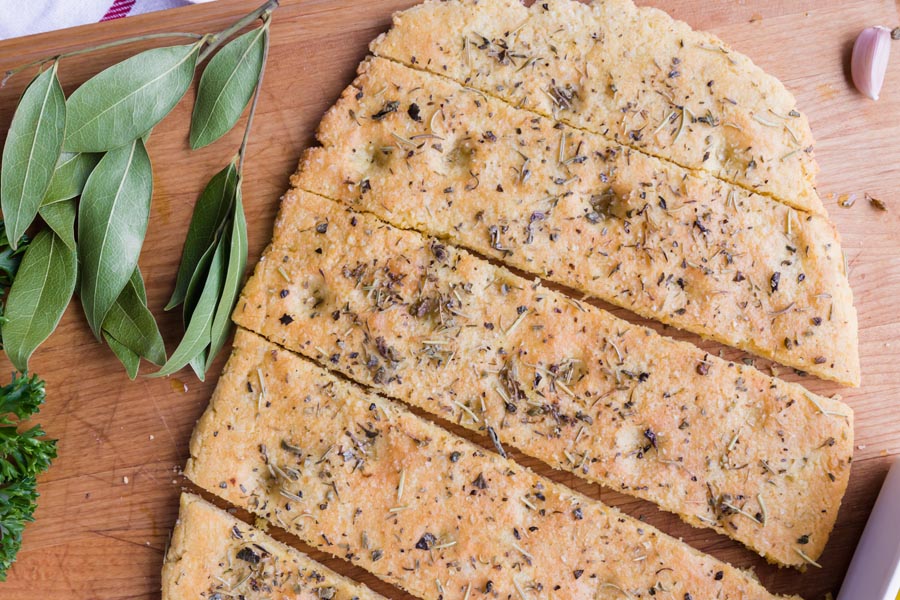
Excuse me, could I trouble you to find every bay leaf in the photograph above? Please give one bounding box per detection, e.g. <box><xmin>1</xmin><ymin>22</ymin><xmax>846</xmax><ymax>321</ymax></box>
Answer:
<box><xmin>165</xmin><ymin>161</ymin><xmax>237</xmax><ymax>310</ymax></box>
<box><xmin>38</xmin><ymin>198</ymin><xmax>76</xmax><ymax>250</ymax></box>
<box><xmin>206</xmin><ymin>189</ymin><xmax>248</xmax><ymax>371</ymax></box>
<box><xmin>78</xmin><ymin>138</ymin><xmax>152</xmax><ymax>337</ymax></box>
<box><xmin>64</xmin><ymin>43</ymin><xmax>200</xmax><ymax>152</ymax></box>
<box><xmin>2</xmin><ymin>229</ymin><xmax>77</xmax><ymax>371</ymax></box>
<box><xmin>129</xmin><ymin>264</ymin><xmax>147</xmax><ymax>304</ymax></box>
<box><xmin>190</xmin><ymin>26</ymin><xmax>267</xmax><ymax>149</ymax></box>
<box><xmin>102</xmin><ymin>267</ymin><xmax>166</xmax><ymax>367</ymax></box>
<box><xmin>151</xmin><ymin>239</ymin><xmax>226</xmax><ymax>379</ymax></box>
<box><xmin>104</xmin><ymin>331</ymin><xmax>140</xmax><ymax>380</ymax></box>
<box><xmin>41</xmin><ymin>152</ymin><xmax>101</xmax><ymax>205</ymax></box>
<box><xmin>1</xmin><ymin>63</ymin><xmax>66</xmax><ymax>249</ymax></box>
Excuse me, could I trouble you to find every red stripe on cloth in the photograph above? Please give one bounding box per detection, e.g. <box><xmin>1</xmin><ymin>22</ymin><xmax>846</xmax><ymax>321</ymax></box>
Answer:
<box><xmin>100</xmin><ymin>0</ymin><xmax>137</xmax><ymax>21</ymax></box>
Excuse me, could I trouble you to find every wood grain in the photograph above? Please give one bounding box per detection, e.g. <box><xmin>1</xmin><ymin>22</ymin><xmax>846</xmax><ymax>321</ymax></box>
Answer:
<box><xmin>0</xmin><ymin>0</ymin><xmax>898</xmax><ymax>598</ymax></box>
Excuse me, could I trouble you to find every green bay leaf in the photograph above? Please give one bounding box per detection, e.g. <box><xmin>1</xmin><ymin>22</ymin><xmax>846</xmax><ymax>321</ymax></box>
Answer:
<box><xmin>38</xmin><ymin>198</ymin><xmax>76</xmax><ymax>250</ymax></box>
<box><xmin>190</xmin><ymin>26</ymin><xmax>267</xmax><ymax>149</ymax></box>
<box><xmin>1</xmin><ymin>63</ymin><xmax>66</xmax><ymax>249</ymax></box>
<box><xmin>2</xmin><ymin>229</ymin><xmax>77</xmax><ymax>371</ymax></box>
<box><xmin>129</xmin><ymin>264</ymin><xmax>148</xmax><ymax>304</ymax></box>
<box><xmin>102</xmin><ymin>267</ymin><xmax>166</xmax><ymax>367</ymax></box>
<box><xmin>151</xmin><ymin>239</ymin><xmax>226</xmax><ymax>379</ymax></box>
<box><xmin>206</xmin><ymin>189</ymin><xmax>248</xmax><ymax>371</ymax></box>
<box><xmin>165</xmin><ymin>161</ymin><xmax>237</xmax><ymax>310</ymax></box>
<box><xmin>64</xmin><ymin>43</ymin><xmax>200</xmax><ymax>152</ymax></box>
<box><xmin>104</xmin><ymin>331</ymin><xmax>140</xmax><ymax>380</ymax></box>
<box><xmin>41</xmin><ymin>152</ymin><xmax>101</xmax><ymax>205</ymax></box>
<box><xmin>78</xmin><ymin>138</ymin><xmax>153</xmax><ymax>337</ymax></box>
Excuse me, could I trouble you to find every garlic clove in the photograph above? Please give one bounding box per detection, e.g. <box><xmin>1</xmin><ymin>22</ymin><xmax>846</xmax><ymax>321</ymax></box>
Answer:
<box><xmin>851</xmin><ymin>26</ymin><xmax>892</xmax><ymax>101</ymax></box>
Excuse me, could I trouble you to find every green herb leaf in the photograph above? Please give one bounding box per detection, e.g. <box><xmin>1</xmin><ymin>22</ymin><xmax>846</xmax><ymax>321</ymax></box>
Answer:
<box><xmin>103</xmin><ymin>332</ymin><xmax>140</xmax><ymax>380</ymax></box>
<box><xmin>151</xmin><ymin>240</ymin><xmax>226</xmax><ymax>379</ymax></box>
<box><xmin>1</xmin><ymin>63</ymin><xmax>66</xmax><ymax>249</ymax></box>
<box><xmin>0</xmin><ymin>223</ymin><xmax>28</xmax><ymax>292</ymax></box>
<box><xmin>183</xmin><ymin>233</ymin><xmax>220</xmax><ymax>325</ymax></box>
<box><xmin>190</xmin><ymin>26</ymin><xmax>267</xmax><ymax>149</ymax></box>
<box><xmin>78</xmin><ymin>138</ymin><xmax>152</xmax><ymax>337</ymax></box>
<box><xmin>1</xmin><ymin>229</ymin><xmax>77</xmax><ymax>371</ymax></box>
<box><xmin>0</xmin><ymin>372</ymin><xmax>56</xmax><ymax>581</ymax></box>
<box><xmin>102</xmin><ymin>268</ymin><xmax>166</xmax><ymax>370</ymax></box>
<box><xmin>165</xmin><ymin>161</ymin><xmax>237</xmax><ymax>310</ymax></box>
<box><xmin>64</xmin><ymin>43</ymin><xmax>200</xmax><ymax>152</ymax></box>
<box><xmin>38</xmin><ymin>198</ymin><xmax>76</xmax><ymax>251</ymax></box>
<box><xmin>41</xmin><ymin>152</ymin><xmax>101</xmax><ymax>205</ymax></box>
<box><xmin>129</xmin><ymin>263</ymin><xmax>148</xmax><ymax>304</ymax></box>
<box><xmin>207</xmin><ymin>188</ymin><xmax>248</xmax><ymax>371</ymax></box>
<box><xmin>188</xmin><ymin>349</ymin><xmax>208</xmax><ymax>381</ymax></box>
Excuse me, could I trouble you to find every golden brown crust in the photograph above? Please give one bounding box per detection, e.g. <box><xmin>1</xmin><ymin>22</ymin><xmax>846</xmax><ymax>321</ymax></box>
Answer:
<box><xmin>370</xmin><ymin>0</ymin><xmax>823</xmax><ymax>214</ymax></box>
<box><xmin>162</xmin><ymin>493</ymin><xmax>384</xmax><ymax>600</ymax></box>
<box><xmin>234</xmin><ymin>189</ymin><xmax>852</xmax><ymax>567</ymax></box>
<box><xmin>187</xmin><ymin>329</ymin><xmax>803</xmax><ymax>599</ymax></box>
<box><xmin>294</xmin><ymin>56</ymin><xmax>859</xmax><ymax>386</ymax></box>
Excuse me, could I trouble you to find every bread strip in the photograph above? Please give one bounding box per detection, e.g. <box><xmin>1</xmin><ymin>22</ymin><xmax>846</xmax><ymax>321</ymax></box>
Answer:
<box><xmin>162</xmin><ymin>493</ymin><xmax>384</xmax><ymax>600</ymax></box>
<box><xmin>294</xmin><ymin>56</ymin><xmax>859</xmax><ymax>386</ymax></box>
<box><xmin>187</xmin><ymin>328</ymin><xmax>803</xmax><ymax>599</ymax></box>
<box><xmin>234</xmin><ymin>188</ymin><xmax>852</xmax><ymax>567</ymax></box>
<box><xmin>369</xmin><ymin>0</ymin><xmax>822</xmax><ymax>214</ymax></box>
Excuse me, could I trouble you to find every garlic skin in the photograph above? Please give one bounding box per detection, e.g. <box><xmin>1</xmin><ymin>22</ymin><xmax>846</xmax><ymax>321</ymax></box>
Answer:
<box><xmin>851</xmin><ymin>26</ymin><xmax>892</xmax><ymax>101</ymax></box>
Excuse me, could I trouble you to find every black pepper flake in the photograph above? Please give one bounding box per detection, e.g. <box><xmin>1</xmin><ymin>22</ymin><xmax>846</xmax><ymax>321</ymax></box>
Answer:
<box><xmin>472</xmin><ymin>473</ymin><xmax>488</xmax><ymax>489</ymax></box>
<box><xmin>770</xmin><ymin>271</ymin><xmax>781</xmax><ymax>293</ymax></box>
<box><xmin>572</xmin><ymin>507</ymin><xmax>583</xmax><ymax>520</ymax></box>
<box><xmin>696</xmin><ymin>362</ymin><xmax>709</xmax><ymax>376</ymax></box>
<box><xmin>449</xmin><ymin>451</ymin><xmax>461</xmax><ymax>462</ymax></box>
<box><xmin>371</xmin><ymin>549</ymin><xmax>383</xmax><ymax>561</ymax></box>
<box><xmin>407</xmin><ymin>102</ymin><xmax>422</xmax><ymax>122</ymax></box>
<box><xmin>431</xmin><ymin>242</ymin><xmax>448</xmax><ymax>262</ymax></box>
<box><xmin>685</xmin><ymin>594</ymin><xmax>693</xmax><ymax>600</ymax></box>
<box><xmin>714</xmin><ymin>570</ymin><xmax>724</xmax><ymax>581</ymax></box>
<box><xmin>484</xmin><ymin>581</ymin><xmax>494</xmax><ymax>593</ymax></box>
<box><xmin>279</xmin><ymin>314</ymin><xmax>294</xmax><ymax>325</ymax></box>
<box><xmin>573</xmin><ymin>570</ymin><xmax>584</xmax><ymax>579</ymax></box>
<box><xmin>371</xmin><ymin>100</ymin><xmax>399</xmax><ymax>120</ymax></box>
<box><xmin>315</xmin><ymin>222</ymin><xmax>328</xmax><ymax>234</ymax></box>
<box><xmin>643</xmin><ymin>428</ymin><xmax>658</xmax><ymax>449</ymax></box>
<box><xmin>279</xmin><ymin>289</ymin><xmax>289</xmax><ymax>298</ymax></box>
<box><xmin>360</xmin><ymin>179</ymin><xmax>371</xmax><ymax>194</ymax></box>
<box><xmin>236</xmin><ymin>547</ymin><xmax>261</xmax><ymax>564</ymax></box>
<box><xmin>797</xmin><ymin>534</ymin><xmax>810</xmax><ymax>545</ymax></box>
<box><xmin>415</xmin><ymin>532</ymin><xmax>436</xmax><ymax>550</ymax></box>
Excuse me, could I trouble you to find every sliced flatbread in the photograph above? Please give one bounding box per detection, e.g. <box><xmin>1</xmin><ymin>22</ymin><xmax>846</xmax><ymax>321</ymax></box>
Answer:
<box><xmin>370</xmin><ymin>0</ymin><xmax>823</xmax><ymax>214</ymax></box>
<box><xmin>295</xmin><ymin>56</ymin><xmax>859</xmax><ymax>386</ymax></box>
<box><xmin>162</xmin><ymin>493</ymin><xmax>384</xmax><ymax>600</ymax></box>
<box><xmin>187</xmin><ymin>328</ymin><xmax>803</xmax><ymax>599</ymax></box>
<box><xmin>235</xmin><ymin>188</ymin><xmax>852</xmax><ymax>568</ymax></box>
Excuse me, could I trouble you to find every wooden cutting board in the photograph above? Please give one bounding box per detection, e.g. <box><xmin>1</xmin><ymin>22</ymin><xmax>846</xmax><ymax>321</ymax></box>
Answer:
<box><xmin>0</xmin><ymin>0</ymin><xmax>898</xmax><ymax>597</ymax></box>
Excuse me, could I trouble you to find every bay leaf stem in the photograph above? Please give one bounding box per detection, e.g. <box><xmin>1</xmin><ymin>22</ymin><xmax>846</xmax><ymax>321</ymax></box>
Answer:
<box><xmin>2</xmin><ymin>33</ymin><xmax>205</xmax><ymax>87</ymax></box>
<box><xmin>237</xmin><ymin>14</ymin><xmax>271</xmax><ymax>173</ymax></box>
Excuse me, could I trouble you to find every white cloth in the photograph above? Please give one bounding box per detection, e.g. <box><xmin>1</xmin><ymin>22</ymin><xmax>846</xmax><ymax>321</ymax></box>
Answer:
<box><xmin>0</xmin><ymin>0</ymin><xmax>208</xmax><ymax>40</ymax></box>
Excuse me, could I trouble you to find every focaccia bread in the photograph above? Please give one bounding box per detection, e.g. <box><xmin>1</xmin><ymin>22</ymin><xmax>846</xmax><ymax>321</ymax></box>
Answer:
<box><xmin>187</xmin><ymin>328</ymin><xmax>803</xmax><ymax>599</ymax></box>
<box><xmin>234</xmin><ymin>188</ymin><xmax>852</xmax><ymax>568</ymax></box>
<box><xmin>295</xmin><ymin>56</ymin><xmax>859</xmax><ymax>386</ymax></box>
<box><xmin>162</xmin><ymin>493</ymin><xmax>384</xmax><ymax>600</ymax></box>
<box><xmin>370</xmin><ymin>0</ymin><xmax>823</xmax><ymax>214</ymax></box>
